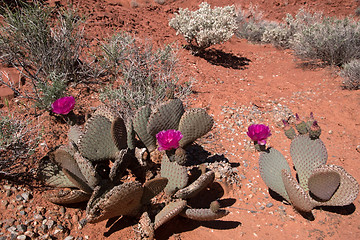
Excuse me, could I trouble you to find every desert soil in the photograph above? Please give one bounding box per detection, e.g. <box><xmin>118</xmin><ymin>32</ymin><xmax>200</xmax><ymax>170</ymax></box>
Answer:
<box><xmin>0</xmin><ymin>0</ymin><xmax>360</xmax><ymax>239</ymax></box>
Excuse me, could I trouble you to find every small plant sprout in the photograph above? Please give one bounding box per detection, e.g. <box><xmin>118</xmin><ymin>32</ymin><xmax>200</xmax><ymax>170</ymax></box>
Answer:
<box><xmin>156</xmin><ymin>129</ymin><xmax>183</xmax><ymax>151</ymax></box>
<box><xmin>51</xmin><ymin>96</ymin><xmax>75</xmax><ymax>115</ymax></box>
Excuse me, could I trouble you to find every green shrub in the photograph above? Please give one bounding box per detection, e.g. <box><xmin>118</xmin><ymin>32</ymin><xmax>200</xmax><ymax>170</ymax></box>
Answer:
<box><xmin>340</xmin><ymin>59</ymin><xmax>360</xmax><ymax>90</ymax></box>
<box><xmin>0</xmin><ymin>112</ymin><xmax>41</xmax><ymax>177</ymax></box>
<box><xmin>99</xmin><ymin>32</ymin><xmax>193</xmax><ymax>117</ymax></box>
<box><xmin>169</xmin><ymin>2</ymin><xmax>237</xmax><ymax>51</ymax></box>
<box><xmin>290</xmin><ymin>12</ymin><xmax>360</xmax><ymax>66</ymax></box>
<box><xmin>0</xmin><ymin>3</ymin><xmax>98</xmax><ymax>110</ymax></box>
<box><xmin>236</xmin><ymin>5</ymin><xmax>278</xmax><ymax>43</ymax></box>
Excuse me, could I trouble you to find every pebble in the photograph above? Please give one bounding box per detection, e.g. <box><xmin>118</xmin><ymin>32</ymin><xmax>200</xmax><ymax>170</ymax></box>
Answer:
<box><xmin>7</xmin><ymin>226</ymin><xmax>17</xmax><ymax>234</ymax></box>
<box><xmin>15</xmin><ymin>195</ymin><xmax>24</xmax><ymax>201</ymax></box>
<box><xmin>1</xmin><ymin>200</ymin><xmax>9</xmax><ymax>207</ymax></box>
<box><xmin>78</xmin><ymin>219</ymin><xmax>87</xmax><ymax>229</ymax></box>
<box><xmin>6</xmin><ymin>189</ymin><xmax>12</xmax><ymax>197</ymax></box>
<box><xmin>64</xmin><ymin>236</ymin><xmax>74</xmax><ymax>240</ymax></box>
<box><xmin>17</xmin><ymin>224</ymin><xmax>27</xmax><ymax>233</ymax></box>
<box><xmin>33</xmin><ymin>214</ymin><xmax>44</xmax><ymax>221</ymax></box>
<box><xmin>60</xmin><ymin>206</ymin><xmax>66</xmax><ymax>215</ymax></box>
<box><xmin>19</xmin><ymin>211</ymin><xmax>27</xmax><ymax>216</ymax></box>
<box><xmin>21</xmin><ymin>192</ymin><xmax>31</xmax><ymax>202</ymax></box>
<box><xmin>266</xmin><ymin>203</ymin><xmax>274</xmax><ymax>208</ymax></box>
<box><xmin>72</xmin><ymin>215</ymin><xmax>79</xmax><ymax>222</ymax></box>
<box><xmin>16</xmin><ymin>235</ymin><xmax>27</xmax><ymax>240</ymax></box>
<box><xmin>46</xmin><ymin>219</ymin><xmax>55</xmax><ymax>229</ymax></box>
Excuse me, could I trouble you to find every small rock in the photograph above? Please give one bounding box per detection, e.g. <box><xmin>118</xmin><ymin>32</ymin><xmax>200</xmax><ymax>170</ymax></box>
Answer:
<box><xmin>72</xmin><ymin>215</ymin><xmax>79</xmax><ymax>222</ymax></box>
<box><xmin>78</xmin><ymin>219</ymin><xmax>87</xmax><ymax>229</ymax></box>
<box><xmin>60</xmin><ymin>206</ymin><xmax>66</xmax><ymax>215</ymax></box>
<box><xmin>266</xmin><ymin>203</ymin><xmax>274</xmax><ymax>208</ymax></box>
<box><xmin>16</xmin><ymin>235</ymin><xmax>27</xmax><ymax>240</ymax></box>
<box><xmin>15</xmin><ymin>195</ymin><xmax>24</xmax><ymax>201</ymax></box>
<box><xmin>24</xmin><ymin>231</ymin><xmax>35</xmax><ymax>238</ymax></box>
<box><xmin>279</xmin><ymin>205</ymin><xmax>286</xmax><ymax>210</ymax></box>
<box><xmin>21</xmin><ymin>192</ymin><xmax>31</xmax><ymax>202</ymax></box>
<box><xmin>46</xmin><ymin>220</ymin><xmax>55</xmax><ymax>229</ymax></box>
<box><xmin>33</xmin><ymin>214</ymin><xmax>44</xmax><ymax>221</ymax></box>
<box><xmin>1</xmin><ymin>200</ymin><xmax>9</xmax><ymax>207</ymax></box>
<box><xmin>17</xmin><ymin>224</ymin><xmax>27</xmax><ymax>233</ymax></box>
<box><xmin>3</xmin><ymin>185</ymin><xmax>12</xmax><ymax>190</ymax></box>
<box><xmin>356</xmin><ymin>145</ymin><xmax>360</xmax><ymax>153</ymax></box>
<box><xmin>6</xmin><ymin>189</ymin><xmax>12</xmax><ymax>197</ymax></box>
<box><xmin>6</xmin><ymin>218</ymin><xmax>16</xmax><ymax>225</ymax></box>
<box><xmin>64</xmin><ymin>236</ymin><xmax>74</xmax><ymax>240</ymax></box>
<box><xmin>7</xmin><ymin>226</ymin><xmax>17</xmax><ymax>234</ymax></box>
<box><xmin>19</xmin><ymin>211</ymin><xmax>26</xmax><ymax>216</ymax></box>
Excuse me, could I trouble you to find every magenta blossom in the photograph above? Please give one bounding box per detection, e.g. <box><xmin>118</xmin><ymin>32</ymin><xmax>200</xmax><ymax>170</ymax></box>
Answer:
<box><xmin>247</xmin><ymin>124</ymin><xmax>271</xmax><ymax>145</ymax></box>
<box><xmin>51</xmin><ymin>96</ymin><xmax>75</xmax><ymax>115</ymax></box>
<box><xmin>156</xmin><ymin>129</ymin><xmax>183</xmax><ymax>151</ymax></box>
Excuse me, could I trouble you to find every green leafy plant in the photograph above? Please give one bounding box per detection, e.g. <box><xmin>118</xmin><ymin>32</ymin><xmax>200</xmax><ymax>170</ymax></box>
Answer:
<box><xmin>0</xmin><ymin>2</ymin><xmax>99</xmax><ymax>110</ymax></box>
<box><xmin>340</xmin><ymin>59</ymin><xmax>360</xmax><ymax>90</ymax></box>
<box><xmin>99</xmin><ymin>32</ymin><xmax>193</xmax><ymax>117</ymax></box>
<box><xmin>169</xmin><ymin>2</ymin><xmax>237</xmax><ymax>52</ymax></box>
<box><xmin>0</xmin><ymin>112</ymin><xmax>41</xmax><ymax>179</ymax></box>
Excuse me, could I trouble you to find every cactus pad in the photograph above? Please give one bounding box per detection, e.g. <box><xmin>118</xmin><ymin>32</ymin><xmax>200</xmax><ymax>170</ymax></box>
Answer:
<box><xmin>38</xmin><ymin>154</ymin><xmax>77</xmax><ymax>188</ymax></box>
<box><xmin>310</xmin><ymin>165</ymin><xmax>359</xmax><ymax>207</ymax></box>
<box><xmin>308</xmin><ymin>168</ymin><xmax>340</xmax><ymax>201</ymax></box>
<box><xmin>147</xmin><ymin>98</ymin><xmax>184</xmax><ymax>136</ymax></box>
<box><xmin>178</xmin><ymin>108</ymin><xmax>214</xmax><ymax>148</ymax></box>
<box><xmin>281</xmin><ymin>170</ymin><xmax>314</xmax><ymax>212</ymax></box>
<box><xmin>174</xmin><ymin>171</ymin><xmax>215</xmax><ymax>199</ymax></box>
<box><xmin>259</xmin><ymin>148</ymin><xmax>291</xmax><ymax>201</ymax></box>
<box><xmin>93</xmin><ymin>105</ymin><xmax>119</xmax><ymax>122</ymax></box>
<box><xmin>160</xmin><ymin>156</ymin><xmax>188</xmax><ymax>195</ymax></box>
<box><xmin>141</xmin><ymin>177</ymin><xmax>169</xmax><ymax>204</ymax></box>
<box><xmin>133</xmin><ymin>105</ymin><xmax>156</xmax><ymax>152</ymax></box>
<box><xmin>180</xmin><ymin>208</ymin><xmax>229</xmax><ymax>221</ymax></box>
<box><xmin>53</xmin><ymin>146</ymin><xmax>91</xmax><ymax>191</ymax></box>
<box><xmin>154</xmin><ymin>200</ymin><xmax>187</xmax><ymax>230</ymax></box>
<box><xmin>87</xmin><ymin>181</ymin><xmax>144</xmax><ymax>223</ymax></box>
<box><xmin>290</xmin><ymin>135</ymin><xmax>328</xmax><ymax>191</ymax></box>
<box><xmin>126</xmin><ymin>119</ymin><xmax>136</xmax><ymax>150</ymax></box>
<box><xmin>68</xmin><ymin>125</ymin><xmax>83</xmax><ymax>145</ymax></box>
<box><xmin>73</xmin><ymin>152</ymin><xmax>100</xmax><ymax>190</ymax></box>
<box><xmin>47</xmin><ymin>189</ymin><xmax>91</xmax><ymax>205</ymax></box>
<box><xmin>78</xmin><ymin>115</ymin><xmax>119</xmax><ymax>161</ymax></box>
<box><xmin>111</xmin><ymin>116</ymin><xmax>128</xmax><ymax>150</ymax></box>
<box><xmin>109</xmin><ymin>150</ymin><xmax>131</xmax><ymax>184</ymax></box>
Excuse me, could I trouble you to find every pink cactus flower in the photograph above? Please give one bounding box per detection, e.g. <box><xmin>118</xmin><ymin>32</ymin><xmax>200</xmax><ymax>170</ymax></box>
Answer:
<box><xmin>51</xmin><ymin>96</ymin><xmax>75</xmax><ymax>115</ymax></box>
<box><xmin>247</xmin><ymin>124</ymin><xmax>272</xmax><ymax>145</ymax></box>
<box><xmin>156</xmin><ymin>129</ymin><xmax>183</xmax><ymax>151</ymax></box>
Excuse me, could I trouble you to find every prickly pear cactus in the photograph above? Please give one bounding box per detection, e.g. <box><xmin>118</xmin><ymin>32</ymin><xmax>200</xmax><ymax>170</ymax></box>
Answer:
<box><xmin>254</xmin><ymin>114</ymin><xmax>359</xmax><ymax>213</ymax></box>
<box><xmin>132</xmin><ymin>98</ymin><xmax>213</xmax><ymax>160</ymax></box>
<box><xmin>160</xmin><ymin>155</ymin><xmax>188</xmax><ymax>195</ymax></box>
<box><xmin>154</xmin><ymin>160</ymin><xmax>229</xmax><ymax>229</ymax></box>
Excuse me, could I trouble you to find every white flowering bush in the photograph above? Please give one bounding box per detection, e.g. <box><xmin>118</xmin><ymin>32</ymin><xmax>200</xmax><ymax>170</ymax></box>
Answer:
<box><xmin>169</xmin><ymin>2</ymin><xmax>237</xmax><ymax>50</ymax></box>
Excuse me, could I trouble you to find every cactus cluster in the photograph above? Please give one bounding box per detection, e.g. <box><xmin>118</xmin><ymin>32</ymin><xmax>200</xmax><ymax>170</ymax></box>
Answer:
<box><xmin>130</xmin><ymin>97</ymin><xmax>214</xmax><ymax>165</ymax></box>
<box><xmin>137</xmin><ymin>154</ymin><xmax>229</xmax><ymax>238</ymax></box>
<box><xmin>39</xmin><ymin>99</ymin><xmax>228</xmax><ymax>238</ymax></box>
<box><xmin>257</xmin><ymin>114</ymin><xmax>359</xmax><ymax>213</ymax></box>
<box><xmin>39</xmin><ymin>106</ymin><xmax>167</xmax><ymax>223</ymax></box>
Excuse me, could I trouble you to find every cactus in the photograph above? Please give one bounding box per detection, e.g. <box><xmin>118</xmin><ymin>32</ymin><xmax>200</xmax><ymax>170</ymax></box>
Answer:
<box><xmin>153</xmin><ymin>156</ymin><xmax>229</xmax><ymax>229</ymax></box>
<box><xmin>39</xmin><ymin>105</ymin><xmax>166</xmax><ymax>224</ymax></box>
<box><xmin>39</xmin><ymin>103</ymin><xmax>228</xmax><ymax>238</ymax></box>
<box><xmin>160</xmin><ymin>155</ymin><xmax>188</xmax><ymax>195</ymax></box>
<box><xmin>252</xmin><ymin>114</ymin><xmax>359</xmax><ymax>214</ymax></box>
<box><xmin>132</xmin><ymin>98</ymin><xmax>214</xmax><ymax>166</ymax></box>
